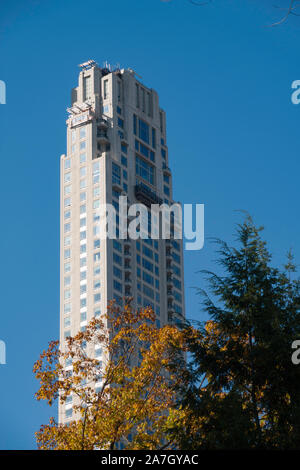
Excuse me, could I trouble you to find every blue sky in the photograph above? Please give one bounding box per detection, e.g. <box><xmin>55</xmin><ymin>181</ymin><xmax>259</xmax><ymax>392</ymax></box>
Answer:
<box><xmin>0</xmin><ymin>0</ymin><xmax>300</xmax><ymax>449</ymax></box>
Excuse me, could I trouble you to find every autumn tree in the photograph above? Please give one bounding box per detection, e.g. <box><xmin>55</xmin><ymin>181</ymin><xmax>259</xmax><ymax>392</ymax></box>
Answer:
<box><xmin>167</xmin><ymin>215</ymin><xmax>300</xmax><ymax>449</ymax></box>
<box><xmin>33</xmin><ymin>301</ymin><xmax>190</xmax><ymax>450</ymax></box>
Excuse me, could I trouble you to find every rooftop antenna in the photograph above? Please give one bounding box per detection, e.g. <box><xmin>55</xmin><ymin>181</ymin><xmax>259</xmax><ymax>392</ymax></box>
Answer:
<box><xmin>78</xmin><ymin>59</ymin><xmax>97</xmax><ymax>70</ymax></box>
<box><xmin>128</xmin><ymin>68</ymin><xmax>142</xmax><ymax>79</ymax></box>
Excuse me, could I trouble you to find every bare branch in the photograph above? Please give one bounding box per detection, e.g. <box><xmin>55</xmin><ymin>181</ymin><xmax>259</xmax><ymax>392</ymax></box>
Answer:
<box><xmin>189</xmin><ymin>0</ymin><xmax>212</xmax><ymax>5</ymax></box>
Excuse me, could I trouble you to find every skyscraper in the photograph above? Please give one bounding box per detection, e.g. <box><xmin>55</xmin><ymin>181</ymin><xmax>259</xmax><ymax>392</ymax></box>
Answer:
<box><xmin>59</xmin><ymin>61</ymin><xmax>185</xmax><ymax>423</ymax></box>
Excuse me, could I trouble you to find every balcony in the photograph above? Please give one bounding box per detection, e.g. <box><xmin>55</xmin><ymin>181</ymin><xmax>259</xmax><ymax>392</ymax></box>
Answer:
<box><xmin>97</xmin><ymin>128</ymin><xmax>109</xmax><ymax>144</ymax></box>
<box><xmin>98</xmin><ymin>117</ymin><xmax>108</xmax><ymax>128</ymax></box>
<box><xmin>135</xmin><ymin>184</ymin><xmax>163</xmax><ymax>208</ymax></box>
<box><xmin>162</xmin><ymin>163</ymin><xmax>171</xmax><ymax>174</ymax></box>
<box><xmin>125</xmin><ymin>285</ymin><xmax>131</xmax><ymax>296</ymax></box>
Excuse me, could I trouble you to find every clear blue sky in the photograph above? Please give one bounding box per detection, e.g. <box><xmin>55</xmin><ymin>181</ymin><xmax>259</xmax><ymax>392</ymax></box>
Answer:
<box><xmin>0</xmin><ymin>0</ymin><xmax>300</xmax><ymax>449</ymax></box>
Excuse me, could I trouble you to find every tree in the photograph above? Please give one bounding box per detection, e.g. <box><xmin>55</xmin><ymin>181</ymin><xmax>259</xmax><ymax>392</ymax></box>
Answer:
<box><xmin>167</xmin><ymin>215</ymin><xmax>300</xmax><ymax>449</ymax></box>
<box><xmin>33</xmin><ymin>302</ymin><xmax>189</xmax><ymax>450</ymax></box>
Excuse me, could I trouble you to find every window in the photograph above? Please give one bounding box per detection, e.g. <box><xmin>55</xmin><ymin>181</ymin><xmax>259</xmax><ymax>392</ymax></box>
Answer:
<box><xmin>64</xmin><ymin>173</ymin><xmax>71</xmax><ymax>184</ymax></box>
<box><xmin>83</xmin><ymin>75</ymin><xmax>92</xmax><ymax>101</ymax></box>
<box><xmin>80</xmin><ymin>192</ymin><xmax>86</xmax><ymax>202</ymax></box>
<box><xmin>113</xmin><ymin>253</ymin><xmax>122</xmax><ymax>266</ymax></box>
<box><xmin>80</xmin><ymin>284</ymin><xmax>86</xmax><ymax>295</ymax></box>
<box><xmin>152</xmin><ymin>128</ymin><xmax>156</xmax><ymax>148</ymax></box>
<box><xmin>80</xmin><ymin>167</ymin><xmax>86</xmax><ymax>178</ymax></box>
<box><xmin>103</xmin><ymin>80</ymin><xmax>108</xmax><ymax>99</ymax></box>
<box><xmin>113</xmin><ymin>266</ymin><xmax>122</xmax><ymax>279</ymax></box>
<box><xmin>172</xmin><ymin>252</ymin><xmax>181</xmax><ymax>264</ymax></box>
<box><xmin>142</xmin><ymin>245</ymin><xmax>153</xmax><ymax>259</ymax></box>
<box><xmin>148</xmin><ymin>92</ymin><xmax>153</xmax><ymax>117</ymax></box>
<box><xmin>142</xmin><ymin>258</ymin><xmax>153</xmax><ymax>272</ymax></box>
<box><xmin>80</xmin><ymin>153</ymin><xmax>86</xmax><ymax>164</ymax></box>
<box><xmin>64</xmin><ymin>249</ymin><xmax>71</xmax><ymax>259</ymax></box>
<box><xmin>80</xmin><ymin>311</ymin><xmax>87</xmax><ymax>323</ymax></box>
<box><xmin>114</xmin><ymin>280</ymin><xmax>122</xmax><ymax>292</ymax></box>
<box><xmin>64</xmin><ymin>262</ymin><xmax>71</xmax><ymax>273</ymax></box>
<box><xmin>80</xmin><ymin>218</ymin><xmax>86</xmax><ymax>228</ymax></box>
<box><xmin>64</xmin><ymin>236</ymin><xmax>71</xmax><ymax>246</ymax></box>
<box><xmin>80</xmin><ymin>141</ymin><xmax>86</xmax><ymax>151</ymax></box>
<box><xmin>95</xmin><ymin>348</ymin><xmax>102</xmax><ymax>358</ymax></box>
<box><xmin>143</xmin><ymin>284</ymin><xmax>154</xmax><ymax>299</ymax></box>
<box><xmin>174</xmin><ymin>304</ymin><xmax>182</xmax><ymax>315</ymax></box>
<box><xmin>121</xmin><ymin>144</ymin><xmax>127</xmax><ymax>154</ymax></box>
<box><xmin>173</xmin><ymin>264</ymin><xmax>181</xmax><ymax>277</ymax></box>
<box><xmin>94</xmin><ymin>239</ymin><xmax>100</xmax><ymax>249</ymax></box>
<box><xmin>80</xmin><ymin>179</ymin><xmax>86</xmax><ymax>189</ymax></box>
<box><xmin>136</xmin><ymin>83</ymin><xmax>140</xmax><ymax>108</ymax></box>
<box><xmin>64</xmin><ymin>276</ymin><xmax>71</xmax><ymax>286</ymax></box>
<box><xmin>64</xmin><ymin>159</ymin><xmax>71</xmax><ymax>170</ymax></box>
<box><xmin>160</xmin><ymin>111</ymin><xmax>164</xmax><ymax>133</ymax></box>
<box><xmin>66</xmin><ymin>394</ymin><xmax>73</xmax><ymax>404</ymax></box>
<box><xmin>94</xmin><ymin>186</ymin><xmax>100</xmax><ymax>197</ymax></box>
<box><xmin>80</xmin><ymin>127</ymin><xmax>86</xmax><ymax>139</ymax></box>
<box><xmin>112</xmin><ymin>162</ymin><xmax>121</xmax><ymax>185</ymax></box>
<box><xmin>80</xmin><ymin>231</ymin><xmax>86</xmax><ymax>241</ymax></box>
<box><xmin>94</xmin><ymin>252</ymin><xmax>100</xmax><ymax>263</ymax></box>
<box><xmin>143</xmin><ymin>271</ymin><xmax>154</xmax><ymax>286</ymax></box>
<box><xmin>164</xmin><ymin>185</ymin><xmax>170</xmax><ymax>196</ymax></box>
<box><xmin>136</xmin><ymin>155</ymin><xmax>155</xmax><ymax>185</ymax></box>
<box><xmin>138</xmin><ymin>118</ymin><xmax>149</xmax><ymax>144</ymax></box>
<box><xmin>94</xmin><ymin>265</ymin><xmax>100</xmax><ymax>276</ymax></box>
<box><xmin>174</xmin><ymin>291</ymin><xmax>182</xmax><ymax>303</ymax></box>
<box><xmin>121</xmin><ymin>155</ymin><xmax>127</xmax><ymax>167</ymax></box>
<box><xmin>164</xmin><ymin>174</ymin><xmax>170</xmax><ymax>184</ymax></box>
<box><xmin>141</xmin><ymin>88</ymin><xmax>145</xmax><ymax>112</ymax></box>
<box><xmin>80</xmin><ymin>271</ymin><xmax>86</xmax><ymax>281</ymax></box>
<box><xmin>80</xmin><ymin>204</ymin><xmax>86</xmax><ymax>215</ymax></box>
<box><xmin>64</xmin><ymin>303</ymin><xmax>71</xmax><ymax>314</ymax></box>
<box><xmin>64</xmin><ymin>210</ymin><xmax>71</xmax><ymax>219</ymax></box>
<box><xmin>80</xmin><ymin>298</ymin><xmax>87</xmax><ymax>308</ymax></box>
<box><xmin>64</xmin><ymin>197</ymin><xmax>71</xmax><ymax>207</ymax></box>
<box><xmin>93</xmin><ymin>161</ymin><xmax>100</xmax><ymax>176</ymax></box>
<box><xmin>173</xmin><ymin>278</ymin><xmax>182</xmax><ymax>290</ymax></box>
<box><xmin>118</xmin><ymin>117</ymin><xmax>124</xmax><ymax>129</ymax></box>
<box><xmin>65</xmin><ymin>408</ymin><xmax>73</xmax><ymax>419</ymax></box>
<box><xmin>94</xmin><ymin>279</ymin><xmax>101</xmax><ymax>290</ymax></box>
<box><xmin>94</xmin><ymin>293</ymin><xmax>101</xmax><ymax>303</ymax></box>
<box><xmin>64</xmin><ymin>185</ymin><xmax>71</xmax><ymax>196</ymax></box>
<box><xmin>94</xmin><ymin>308</ymin><xmax>101</xmax><ymax>318</ymax></box>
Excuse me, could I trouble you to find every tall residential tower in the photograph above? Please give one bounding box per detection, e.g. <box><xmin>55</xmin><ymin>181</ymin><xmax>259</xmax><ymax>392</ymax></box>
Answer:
<box><xmin>60</xmin><ymin>61</ymin><xmax>185</xmax><ymax>423</ymax></box>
